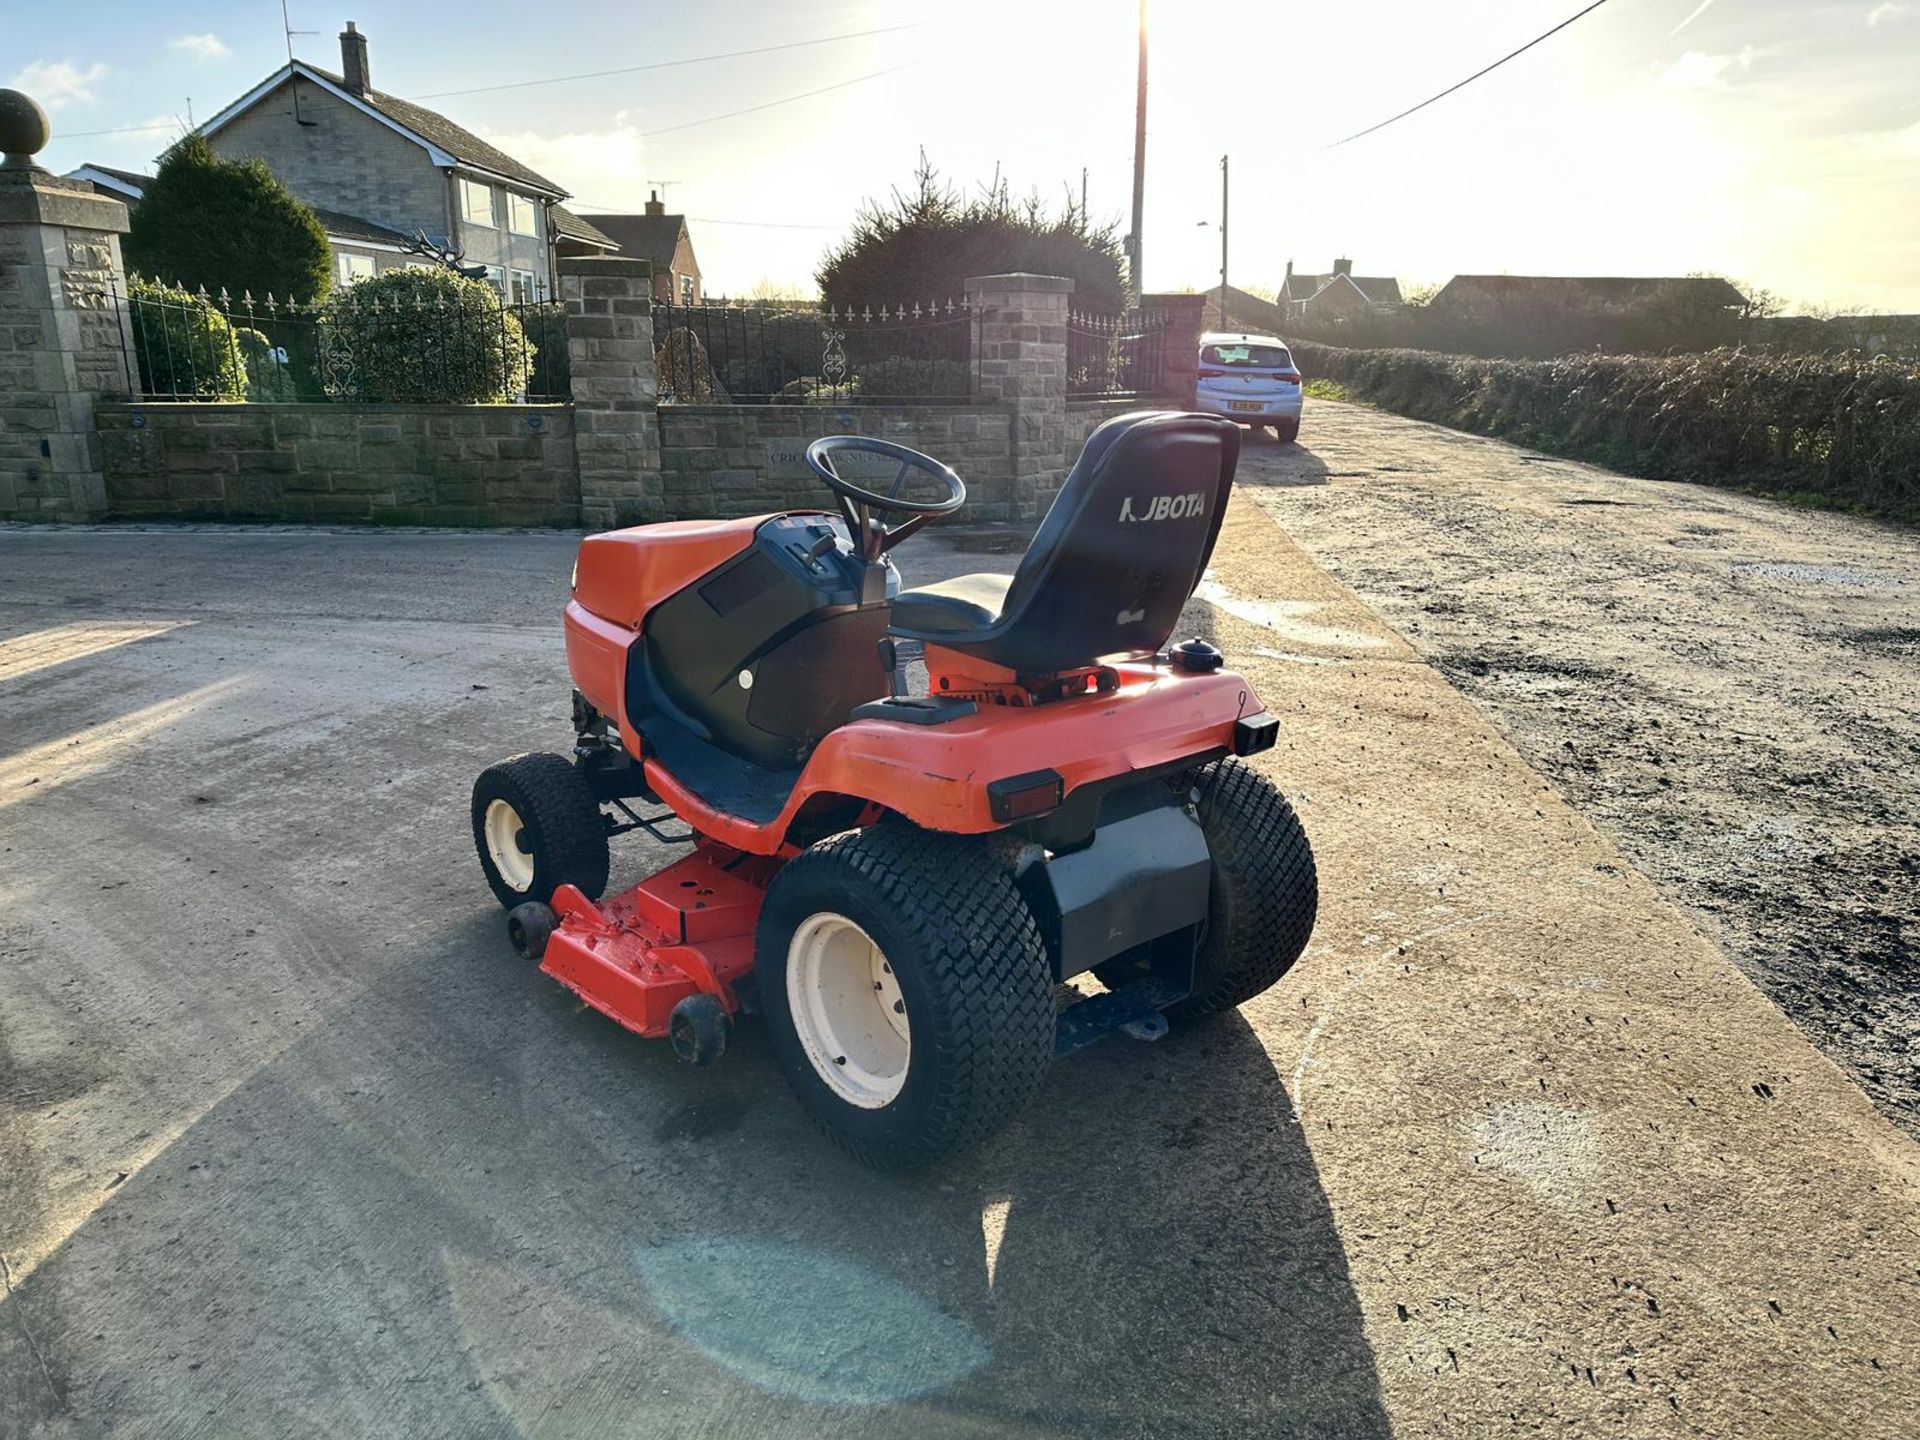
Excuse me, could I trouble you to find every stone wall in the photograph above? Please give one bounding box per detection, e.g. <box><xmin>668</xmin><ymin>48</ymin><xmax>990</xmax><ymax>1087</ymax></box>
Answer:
<box><xmin>658</xmin><ymin>405</ymin><xmax>1015</xmax><ymax>521</ymax></box>
<box><xmin>96</xmin><ymin>402</ymin><xmax>578</xmax><ymax>526</ymax></box>
<box><xmin>0</xmin><ymin>170</ymin><xmax>135</xmax><ymax>521</ymax></box>
<box><xmin>563</xmin><ymin>257</ymin><xmax>660</xmax><ymax>528</ymax></box>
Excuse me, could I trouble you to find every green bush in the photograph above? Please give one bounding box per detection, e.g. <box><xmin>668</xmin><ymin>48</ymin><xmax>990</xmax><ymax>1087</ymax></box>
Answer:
<box><xmin>127</xmin><ymin>276</ymin><xmax>246</xmax><ymax>399</ymax></box>
<box><xmin>819</xmin><ymin>155</ymin><xmax>1127</xmax><ymax>312</ymax></box>
<box><xmin>235</xmin><ymin>328</ymin><xmax>297</xmax><ymax>402</ymax></box>
<box><xmin>1290</xmin><ymin>341</ymin><xmax>1920</xmax><ymax>521</ymax></box>
<box><xmin>124</xmin><ymin>133</ymin><xmax>332</xmax><ymax>304</ymax></box>
<box><xmin>318</xmin><ymin>268</ymin><xmax>532</xmax><ymax>403</ymax></box>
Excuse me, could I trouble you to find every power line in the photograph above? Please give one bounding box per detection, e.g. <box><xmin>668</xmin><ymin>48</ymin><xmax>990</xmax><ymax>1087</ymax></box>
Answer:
<box><xmin>51</xmin><ymin>24</ymin><xmax>921</xmax><ymax>140</ymax></box>
<box><xmin>413</xmin><ymin>24</ymin><xmax>923</xmax><ymax>99</ymax></box>
<box><xmin>1325</xmin><ymin>0</ymin><xmax>1613</xmax><ymax>150</ymax></box>
<box><xmin>633</xmin><ymin>63</ymin><xmax>916</xmax><ymax>140</ymax></box>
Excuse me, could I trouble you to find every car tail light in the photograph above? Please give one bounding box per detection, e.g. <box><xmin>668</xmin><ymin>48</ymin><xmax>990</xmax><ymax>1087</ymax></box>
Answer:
<box><xmin>1197</xmin><ymin>367</ymin><xmax>1225</xmax><ymax>379</ymax></box>
<box><xmin>1275</xmin><ymin>371</ymin><xmax>1301</xmax><ymax>384</ymax></box>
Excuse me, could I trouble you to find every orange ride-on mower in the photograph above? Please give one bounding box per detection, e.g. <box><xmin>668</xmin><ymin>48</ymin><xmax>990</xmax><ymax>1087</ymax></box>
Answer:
<box><xmin>471</xmin><ymin>411</ymin><xmax>1317</xmax><ymax>1169</ymax></box>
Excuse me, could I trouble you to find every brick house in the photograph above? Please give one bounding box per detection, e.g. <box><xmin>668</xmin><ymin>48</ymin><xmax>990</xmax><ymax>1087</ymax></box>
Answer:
<box><xmin>575</xmin><ymin>193</ymin><xmax>703</xmax><ymax>305</ymax></box>
<box><xmin>1278</xmin><ymin>259</ymin><xmax>1402</xmax><ymax>321</ymax></box>
<box><xmin>177</xmin><ymin>21</ymin><xmax>612</xmax><ymax>298</ymax></box>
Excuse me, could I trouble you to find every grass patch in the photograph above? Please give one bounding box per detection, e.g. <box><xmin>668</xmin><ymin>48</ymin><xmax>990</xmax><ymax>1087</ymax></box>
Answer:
<box><xmin>1303</xmin><ymin>378</ymin><xmax>1353</xmax><ymax>403</ymax></box>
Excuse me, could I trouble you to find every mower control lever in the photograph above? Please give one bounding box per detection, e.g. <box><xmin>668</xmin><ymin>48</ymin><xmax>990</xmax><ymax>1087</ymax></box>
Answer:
<box><xmin>805</xmin><ymin>435</ymin><xmax>967</xmax><ymax>560</ymax></box>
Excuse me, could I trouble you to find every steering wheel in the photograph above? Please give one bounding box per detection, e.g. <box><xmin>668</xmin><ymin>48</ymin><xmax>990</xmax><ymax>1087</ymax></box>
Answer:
<box><xmin>806</xmin><ymin>436</ymin><xmax>966</xmax><ymax>559</ymax></box>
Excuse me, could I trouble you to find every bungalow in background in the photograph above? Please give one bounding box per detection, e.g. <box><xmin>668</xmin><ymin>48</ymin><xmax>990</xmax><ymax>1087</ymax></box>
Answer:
<box><xmin>1429</xmin><ymin>274</ymin><xmax>1750</xmax><ymax>316</ymax></box>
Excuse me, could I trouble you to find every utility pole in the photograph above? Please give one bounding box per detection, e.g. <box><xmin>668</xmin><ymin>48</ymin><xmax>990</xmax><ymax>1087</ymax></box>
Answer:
<box><xmin>1128</xmin><ymin>0</ymin><xmax>1148</xmax><ymax>300</ymax></box>
<box><xmin>1081</xmin><ymin>166</ymin><xmax>1088</xmax><ymax>219</ymax></box>
<box><xmin>1219</xmin><ymin>154</ymin><xmax>1229</xmax><ymax>328</ymax></box>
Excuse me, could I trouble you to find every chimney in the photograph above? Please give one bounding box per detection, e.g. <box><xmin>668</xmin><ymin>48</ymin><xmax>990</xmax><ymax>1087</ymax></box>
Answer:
<box><xmin>644</xmin><ymin>189</ymin><xmax>665</xmax><ymax>217</ymax></box>
<box><xmin>1333</xmin><ymin>257</ymin><xmax>1353</xmax><ymax>277</ymax></box>
<box><xmin>340</xmin><ymin>22</ymin><xmax>370</xmax><ymax>94</ymax></box>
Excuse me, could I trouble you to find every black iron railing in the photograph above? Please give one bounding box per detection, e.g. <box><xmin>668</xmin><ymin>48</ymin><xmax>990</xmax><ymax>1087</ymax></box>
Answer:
<box><xmin>116</xmin><ymin>277</ymin><xmax>568</xmax><ymax>403</ymax></box>
<box><xmin>1067</xmin><ymin>308</ymin><xmax>1169</xmax><ymax>399</ymax></box>
<box><xmin>653</xmin><ymin>299</ymin><xmax>974</xmax><ymax>405</ymax></box>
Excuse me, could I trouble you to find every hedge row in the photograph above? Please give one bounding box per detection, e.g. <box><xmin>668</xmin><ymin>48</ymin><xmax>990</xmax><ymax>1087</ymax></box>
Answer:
<box><xmin>1290</xmin><ymin>341</ymin><xmax>1920</xmax><ymax>522</ymax></box>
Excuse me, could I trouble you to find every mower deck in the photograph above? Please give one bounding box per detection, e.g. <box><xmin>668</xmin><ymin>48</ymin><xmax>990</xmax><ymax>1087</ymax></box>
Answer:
<box><xmin>540</xmin><ymin>847</ymin><xmax>772</xmax><ymax>1038</ymax></box>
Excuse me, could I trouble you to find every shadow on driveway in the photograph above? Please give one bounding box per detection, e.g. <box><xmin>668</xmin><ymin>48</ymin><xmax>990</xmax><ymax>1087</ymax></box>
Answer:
<box><xmin>16</xmin><ymin>903</ymin><xmax>1388</xmax><ymax>1438</ymax></box>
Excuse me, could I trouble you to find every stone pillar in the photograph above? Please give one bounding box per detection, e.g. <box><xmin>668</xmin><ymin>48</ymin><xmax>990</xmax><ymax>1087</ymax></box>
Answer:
<box><xmin>965</xmin><ymin>272</ymin><xmax>1072</xmax><ymax>522</ymax></box>
<box><xmin>1142</xmin><ymin>291</ymin><xmax>1208</xmax><ymax>407</ymax></box>
<box><xmin>0</xmin><ymin>90</ymin><xmax>136</xmax><ymax>523</ymax></box>
<box><xmin>561</xmin><ymin>255</ymin><xmax>660</xmax><ymax>529</ymax></box>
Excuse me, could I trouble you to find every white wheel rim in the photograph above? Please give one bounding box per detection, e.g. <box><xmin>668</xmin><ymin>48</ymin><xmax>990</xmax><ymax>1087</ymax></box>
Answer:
<box><xmin>786</xmin><ymin>912</ymin><xmax>910</xmax><ymax>1109</ymax></box>
<box><xmin>483</xmin><ymin>799</ymin><xmax>535</xmax><ymax>892</ymax></box>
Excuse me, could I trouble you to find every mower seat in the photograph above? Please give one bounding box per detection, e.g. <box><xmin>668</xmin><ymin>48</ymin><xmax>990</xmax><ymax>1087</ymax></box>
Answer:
<box><xmin>890</xmin><ymin>411</ymin><xmax>1240</xmax><ymax>674</ymax></box>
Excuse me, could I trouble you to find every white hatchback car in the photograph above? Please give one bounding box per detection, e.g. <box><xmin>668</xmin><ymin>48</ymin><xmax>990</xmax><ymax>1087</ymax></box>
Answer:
<box><xmin>1193</xmin><ymin>332</ymin><xmax>1303</xmax><ymax>443</ymax></box>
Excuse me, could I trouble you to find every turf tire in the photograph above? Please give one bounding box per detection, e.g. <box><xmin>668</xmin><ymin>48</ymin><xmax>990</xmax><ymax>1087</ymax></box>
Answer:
<box><xmin>472</xmin><ymin>752</ymin><xmax>610</xmax><ymax>910</ymax></box>
<box><xmin>1169</xmin><ymin>756</ymin><xmax>1317</xmax><ymax>1019</ymax></box>
<box><xmin>757</xmin><ymin>822</ymin><xmax>1055</xmax><ymax>1171</ymax></box>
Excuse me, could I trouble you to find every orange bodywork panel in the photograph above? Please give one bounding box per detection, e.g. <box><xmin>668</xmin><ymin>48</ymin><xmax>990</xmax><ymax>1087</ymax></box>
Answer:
<box><xmin>571</xmin><ymin>517</ymin><xmax>773</xmax><ymax>629</ymax></box>
<box><xmin>564</xmin><ymin>513</ymin><xmax>1262</xmax><ymax>857</ymax></box>
<box><xmin>642</xmin><ymin>662</ymin><xmax>1259</xmax><ymax>855</ymax></box>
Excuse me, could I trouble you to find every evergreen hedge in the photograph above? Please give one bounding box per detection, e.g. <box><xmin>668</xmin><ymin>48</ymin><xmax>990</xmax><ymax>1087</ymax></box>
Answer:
<box><xmin>1290</xmin><ymin>341</ymin><xmax>1920</xmax><ymax>521</ymax></box>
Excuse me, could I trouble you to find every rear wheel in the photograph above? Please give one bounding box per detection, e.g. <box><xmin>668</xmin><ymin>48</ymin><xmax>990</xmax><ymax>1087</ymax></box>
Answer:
<box><xmin>472</xmin><ymin>752</ymin><xmax>610</xmax><ymax>909</ymax></box>
<box><xmin>1275</xmin><ymin>418</ymin><xmax>1300</xmax><ymax>444</ymax></box>
<box><xmin>1174</xmin><ymin>757</ymin><xmax>1317</xmax><ymax>1018</ymax></box>
<box><xmin>1098</xmin><ymin>758</ymin><xmax>1317</xmax><ymax>1018</ymax></box>
<box><xmin>757</xmin><ymin>823</ymin><xmax>1054</xmax><ymax>1170</ymax></box>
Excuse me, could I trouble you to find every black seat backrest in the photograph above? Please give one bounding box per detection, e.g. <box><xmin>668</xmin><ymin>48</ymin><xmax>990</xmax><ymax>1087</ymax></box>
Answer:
<box><xmin>951</xmin><ymin>410</ymin><xmax>1239</xmax><ymax>674</ymax></box>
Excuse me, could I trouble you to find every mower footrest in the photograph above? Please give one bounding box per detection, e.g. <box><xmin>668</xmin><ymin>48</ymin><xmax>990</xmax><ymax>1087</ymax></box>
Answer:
<box><xmin>1054</xmin><ymin>977</ymin><xmax>1185</xmax><ymax>1057</ymax></box>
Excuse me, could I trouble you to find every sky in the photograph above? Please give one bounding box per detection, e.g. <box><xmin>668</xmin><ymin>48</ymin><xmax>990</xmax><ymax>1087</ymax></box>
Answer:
<box><xmin>7</xmin><ymin>0</ymin><xmax>1919</xmax><ymax>312</ymax></box>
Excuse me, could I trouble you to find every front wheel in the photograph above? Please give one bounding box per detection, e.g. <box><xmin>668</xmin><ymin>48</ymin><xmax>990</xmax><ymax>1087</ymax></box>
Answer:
<box><xmin>472</xmin><ymin>752</ymin><xmax>610</xmax><ymax>909</ymax></box>
<box><xmin>756</xmin><ymin>823</ymin><xmax>1055</xmax><ymax>1170</ymax></box>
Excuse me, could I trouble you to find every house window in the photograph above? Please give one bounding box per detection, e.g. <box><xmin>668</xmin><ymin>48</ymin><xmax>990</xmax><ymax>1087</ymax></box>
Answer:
<box><xmin>508</xmin><ymin>193</ymin><xmax>538</xmax><ymax>236</ymax></box>
<box><xmin>459</xmin><ymin>178</ymin><xmax>495</xmax><ymax>228</ymax></box>
<box><xmin>680</xmin><ymin>272</ymin><xmax>695</xmax><ymax>304</ymax></box>
<box><xmin>509</xmin><ymin>269</ymin><xmax>536</xmax><ymax>303</ymax></box>
<box><xmin>337</xmin><ymin>252</ymin><xmax>376</xmax><ymax>286</ymax></box>
<box><xmin>481</xmin><ymin>264</ymin><xmax>506</xmax><ymax>294</ymax></box>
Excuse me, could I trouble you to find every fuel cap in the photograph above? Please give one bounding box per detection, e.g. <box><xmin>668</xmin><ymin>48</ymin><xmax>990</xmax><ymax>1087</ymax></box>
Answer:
<box><xmin>1171</xmin><ymin>638</ymin><xmax>1224</xmax><ymax>673</ymax></box>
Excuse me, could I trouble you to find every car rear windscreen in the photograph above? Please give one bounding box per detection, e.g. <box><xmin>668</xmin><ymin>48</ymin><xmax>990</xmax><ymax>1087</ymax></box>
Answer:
<box><xmin>1202</xmin><ymin>343</ymin><xmax>1292</xmax><ymax>368</ymax></box>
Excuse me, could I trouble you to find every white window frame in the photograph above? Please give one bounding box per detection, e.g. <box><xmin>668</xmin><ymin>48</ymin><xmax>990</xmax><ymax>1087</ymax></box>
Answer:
<box><xmin>680</xmin><ymin>271</ymin><xmax>695</xmax><ymax>304</ymax></box>
<box><xmin>481</xmin><ymin>264</ymin><xmax>507</xmax><ymax>295</ymax></box>
<box><xmin>459</xmin><ymin>177</ymin><xmax>496</xmax><ymax>228</ymax></box>
<box><xmin>507</xmin><ymin>192</ymin><xmax>538</xmax><ymax>236</ymax></box>
<box><xmin>337</xmin><ymin>252</ymin><xmax>376</xmax><ymax>286</ymax></box>
<box><xmin>509</xmin><ymin>268</ymin><xmax>536</xmax><ymax>303</ymax></box>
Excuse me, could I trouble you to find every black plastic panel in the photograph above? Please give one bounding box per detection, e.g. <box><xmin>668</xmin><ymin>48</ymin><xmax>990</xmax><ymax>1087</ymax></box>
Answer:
<box><xmin>1020</xmin><ymin>789</ymin><xmax>1213</xmax><ymax>979</ymax></box>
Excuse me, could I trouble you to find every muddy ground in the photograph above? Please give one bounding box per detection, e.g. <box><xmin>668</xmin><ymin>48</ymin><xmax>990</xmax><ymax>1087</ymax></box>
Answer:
<box><xmin>1239</xmin><ymin>398</ymin><xmax>1919</xmax><ymax>1133</ymax></box>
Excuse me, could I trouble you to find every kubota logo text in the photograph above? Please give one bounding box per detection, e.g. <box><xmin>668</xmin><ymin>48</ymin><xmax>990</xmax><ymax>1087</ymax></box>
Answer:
<box><xmin>1118</xmin><ymin>492</ymin><xmax>1205</xmax><ymax>523</ymax></box>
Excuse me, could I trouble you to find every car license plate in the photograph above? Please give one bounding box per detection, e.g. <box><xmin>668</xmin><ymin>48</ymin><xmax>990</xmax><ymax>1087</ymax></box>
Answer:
<box><xmin>1229</xmin><ymin>400</ymin><xmax>1263</xmax><ymax>413</ymax></box>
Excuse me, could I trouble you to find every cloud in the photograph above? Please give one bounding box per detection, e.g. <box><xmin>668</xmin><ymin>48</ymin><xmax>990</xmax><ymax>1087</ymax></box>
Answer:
<box><xmin>1866</xmin><ymin>3</ymin><xmax>1912</xmax><ymax>24</ymax></box>
<box><xmin>1659</xmin><ymin>47</ymin><xmax>1758</xmax><ymax>90</ymax></box>
<box><xmin>168</xmin><ymin>33</ymin><xmax>231</xmax><ymax>63</ymax></box>
<box><xmin>7</xmin><ymin>59</ymin><xmax>108</xmax><ymax>110</ymax></box>
<box><xmin>468</xmin><ymin>123</ymin><xmax>649</xmax><ymax>210</ymax></box>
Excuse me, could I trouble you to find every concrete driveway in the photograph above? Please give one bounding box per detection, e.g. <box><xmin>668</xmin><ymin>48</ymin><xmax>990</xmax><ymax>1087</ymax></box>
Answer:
<box><xmin>3</xmin><ymin>435</ymin><xmax>1918</xmax><ymax>1436</ymax></box>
